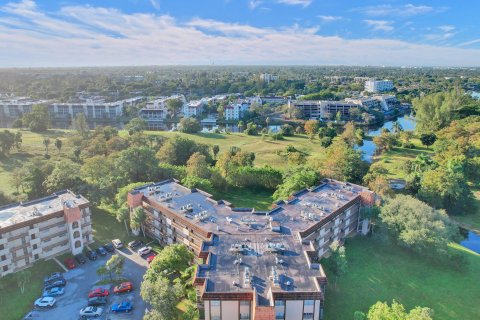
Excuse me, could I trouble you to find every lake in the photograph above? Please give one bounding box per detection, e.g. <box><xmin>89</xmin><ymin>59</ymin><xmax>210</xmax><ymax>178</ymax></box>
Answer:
<box><xmin>357</xmin><ymin>114</ymin><xmax>416</xmax><ymax>162</ymax></box>
<box><xmin>460</xmin><ymin>230</ymin><xmax>480</xmax><ymax>254</ymax></box>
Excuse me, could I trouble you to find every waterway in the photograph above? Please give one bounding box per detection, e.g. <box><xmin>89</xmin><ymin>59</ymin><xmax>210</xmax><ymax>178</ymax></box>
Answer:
<box><xmin>357</xmin><ymin>114</ymin><xmax>416</xmax><ymax>162</ymax></box>
<box><xmin>460</xmin><ymin>230</ymin><xmax>480</xmax><ymax>254</ymax></box>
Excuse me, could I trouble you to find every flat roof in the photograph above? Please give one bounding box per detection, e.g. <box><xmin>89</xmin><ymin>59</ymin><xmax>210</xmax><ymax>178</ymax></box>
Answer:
<box><xmin>0</xmin><ymin>191</ymin><xmax>89</xmax><ymax>229</ymax></box>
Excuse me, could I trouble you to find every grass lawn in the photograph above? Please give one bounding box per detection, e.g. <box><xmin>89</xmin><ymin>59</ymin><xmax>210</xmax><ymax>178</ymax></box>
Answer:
<box><xmin>211</xmin><ymin>187</ymin><xmax>274</xmax><ymax>210</ymax></box>
<box><xmin>323</xmin><ymin>237</ymin><xmax>480</xmax><ymax>320</ymax></box>
<box><xmin>0</xmin><ymin>259</ymin><xmax>62</xmax><ymax>320</ymax></box>
<box><xmin>372</xmin><ymin>138</ymin><xmax>434</xmax><ymax>179</ymax></box>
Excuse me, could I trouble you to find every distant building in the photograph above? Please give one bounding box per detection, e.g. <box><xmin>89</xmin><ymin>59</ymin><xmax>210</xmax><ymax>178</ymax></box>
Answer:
<box><xmin>0</xmin><ymin>191</ymin><xmax>92</xmax><ymax>277</ymax></box>
<box><xmin>183</xmin><ymin>100</ymin><xmax>206</xmax><ymax>118</ymax></box>
<box><xmin>0</xmin><ymin>97</ymin><xmax>49</xmax><ymax>127</ymax></box>
<box><xmin>140</xmin><ymin>95</ymin><xmax>186</xmax><ymax>130</ymax></box>
<box><xmin>260</xmin><ymin>96</ymin><xmax>289</xmax><ymax>105</ymax></box>
<box><xmin>127</xmin><ymin>179</ymin><xmax>375</xmax><ymax>320</ymax></box>
<box><xmin>290</xmin><ymin>100</ymin><xmax>359</xmax><ymax>120</ymax></box>
<box><xmin>259</xmin><ymin>73</ymin><xmax>279</xmax><ymax>83</ymax></box>
<box><xmin>345</xmin><ymin>95</ymin><xmax>399</xmax><ymax>112</ymax></box>
<box><xmin>364</xmin><ymin>79</ymin><xmax>394</xmax><ymax>93</ymax></box>
<box><xmin>224</xmin><ymin>103</ymin><xmax>249</xmax><ymax>120</ymax></box>
<box><xmin>354</xmin><ymin>77</ymin><xmax>370</xmax><ymax>83</ymax></box>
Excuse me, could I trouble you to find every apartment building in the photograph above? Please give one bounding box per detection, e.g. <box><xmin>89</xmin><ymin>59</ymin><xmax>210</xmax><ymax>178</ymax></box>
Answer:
<box><xmin>260</xmin><ymin>73</ymin><xmax>279</xmax><ymax>83</ymax></box>
<box><xmin>183</xmin><ymin>100</ymin><xmax>206</xmax><ymax>118</ymax></box>
<box><xmin>345</xmin><ymin>95</ymin><xmax>399</xmax><ymax>112</ymax></box>
<box><xmin>127</xmin><ymin>179</ymin><xmax>374</xmax><ymax>320</ymax></box>
<box><xmin>289</xmin><ymin>100</ymin><xmax>359</xmax><ymax>120</ymax></box>
<box><xmin>49</xmin><ymin>102</ymin><xmax>124</xmax><ymax>129</ymax></box>
<box><xmin>364</xmin><ymin>79</ymin><xmax>394</xmax><ymax>93</ymax></box>
<box><xmin>224</xmin><ymin>103</ymin><xmax>249</xmax><ymax>120</ymax></box>
<box><xmin>0</xmin><ymin>191</ymin><xmax>92</xmax><ymax>277</ymax></box>
<box><xmin>140</xmin><ymin>95</ymin><xmax>186</xmax><ymax>130</ymax></box>
<box><xmin>0</xmin><ymin>97</ymin><xmax>50</xmax><ymax>127</ymax></box>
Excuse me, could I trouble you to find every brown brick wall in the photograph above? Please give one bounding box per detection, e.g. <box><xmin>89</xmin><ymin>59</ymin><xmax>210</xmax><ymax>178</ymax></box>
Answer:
<box><xmin>254</xmin><ymin>306</ymin><xmax>275</xmax><ymax>320</ymax></box>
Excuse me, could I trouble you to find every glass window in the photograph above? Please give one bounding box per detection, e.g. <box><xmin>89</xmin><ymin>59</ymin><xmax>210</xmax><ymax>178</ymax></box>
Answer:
<box><xmin>240</xmin><ymin>300</ymin><xmax>250</xmax><ymax>320</ymax></box>
<box><xmin>275</xmin><ymin>300</ymin><xmax>285</xmax><ymax>320</ymax></box>
<box><xmin>304</xmin><ymin>300</ymin><xmax>314</xmax><ymax>306</ymax></box>
<box><xmin>73</xmin><ymin>231</ymin><xmax>80</xmax><ymax>239</ymax></box>
<box><xmin>72</xmin><ymin>221</ymin><xmax>79</xmax><ymax>229</ymax></box>
<box><xmin>210</xmin><ymin>300</ymin><xmax>221</xmax><ymax>320</ymax></box>
<box><xmin>74</xmin><ymin>240</ymin><xmax>82</xmax><ymax>248</ymax></box>
<box><xmin>303</xmin><ymin>312</ymin><xmax>314</xmax><ymax>320</ymax></box>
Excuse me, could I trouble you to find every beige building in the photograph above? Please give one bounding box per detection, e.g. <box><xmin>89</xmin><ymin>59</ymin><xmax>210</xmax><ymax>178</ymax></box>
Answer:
<box><xmin>0</xmin><ymin>191</ymin><xmax>92</xmax><ymax>277</ymax></box>
<box><xmin>127</xmin><ymin>179</ymin><xmax>375</xmax><ymax>320</ymax></box>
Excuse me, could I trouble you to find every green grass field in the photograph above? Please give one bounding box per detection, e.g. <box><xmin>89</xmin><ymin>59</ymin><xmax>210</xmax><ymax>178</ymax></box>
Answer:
<box><xmin>323</xmin><ymin>237</ymin><xmax>480</xmax><ymax>320</ymax></box>
<box><xmin>211</xmin><ymin>187</ymin><xmax>274</xmax><ymax>210</ymax></box>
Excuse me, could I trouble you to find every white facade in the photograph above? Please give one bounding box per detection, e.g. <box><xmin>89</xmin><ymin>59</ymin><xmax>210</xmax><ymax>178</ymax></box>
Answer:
<box><xmin>364</xmin><ymin>79</ymin><xmax>394</xmax><ymax>93</ymax></box>
<box><xmin>183</xmin><ymin>99</ymin><xmax>205</xmax><ymax>118</ymax></box>
<box><xmin>224</xmin><ymin>103</ymin><xmax>249</xmax><ymax>120</ymax></box>
<box><xmin>260</xmin><ymin>73</ymin><xmax>279</xmax><ymax>83</ymax></box>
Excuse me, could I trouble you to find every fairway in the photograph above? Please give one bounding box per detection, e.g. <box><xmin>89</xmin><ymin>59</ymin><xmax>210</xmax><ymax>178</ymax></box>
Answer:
<box><xmin>323</xmin><ymin>237</ymin><xmax>480</xmax><ymax>320</ymax></box>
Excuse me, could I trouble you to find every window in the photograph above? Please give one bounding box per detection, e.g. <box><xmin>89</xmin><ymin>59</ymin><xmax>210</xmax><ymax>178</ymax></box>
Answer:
<box><xmin>2</xmin><ymin>265</ymin><xmax>8</xmax><ymax>272</ymax></box>
<box><xmin>0</xmin><ymin>244</ymin><xmax>4</xmax><ymax>250</ymax></box>
<box><xmin>73</xmin><ymin>231</ymin><xmax>80</xmax><ymax>239</ymax></box>
<box><xmin>275</xmin><ymin>300</ymin><xmax>285</xmax><ymax>320</ymax></box>
<box><xmin>33</xmin><ymin>244</ymin><xmax>38</xmax><ymax>250</ymax></box>
<box><xmin>31</xmin><ymin>234</ymin><xmax>36</xmax><ymax>240</ymax></box>
<box><xmin>303</xmin><ymin>312</ymin><xmax>314</xmax><ymax>320</ymax></box>
<box><xmin>74</xmin><ymin>240</ymin><xmax>82</xmax><ymax>248</ymax></box>
<box><xmin>34</xmin><ymin>254</ymin><xmax>39</xmax><ymax>260</ymax></box>
<box><xmin>1</xmin><ymin>255</ymin><xmax>6</xmax><ymax>261</ymax></box>
<box><xmin>240</xmin><ymin>301</ymin><xmax>250</xmax><ymax>320</ymax></box>
<box><xmin>72</xmin><ymin>221</ymin><xmax>79</xmax><ymax>229</ymax></box>
<box><xmin>210</xmin><ymin>300</ymin><xmax>221</xmax><ymax>320</ymax></box>
<box><xmin>304</xmin><ymin>300</ymin><xmax>314</xmax><ymax>306</ymax></box>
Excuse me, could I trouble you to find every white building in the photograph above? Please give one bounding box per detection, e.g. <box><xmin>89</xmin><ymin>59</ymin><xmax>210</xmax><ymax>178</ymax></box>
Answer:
<box><xmin>364</xmin><ymin>79</ymin><xmax>394</xmax><ymax>93</ymax></box>
<box><xmin>259</xmin><ymin>73</ymin><xmax>279</xmax><ymax>83</ymax></box>
<box><xmin>224</xmin><ymin>103</ymin><xmax>249</xmax><ymax>120</ymax></box>
<box><xmin>0</xmin><ymin>191</ymin><xmax>92</xmax><ymax>277</ymax></box>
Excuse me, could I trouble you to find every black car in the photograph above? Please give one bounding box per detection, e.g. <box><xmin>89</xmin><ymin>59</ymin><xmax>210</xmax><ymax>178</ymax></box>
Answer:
<box><xmin>44</xmin><ymin>278</ymin><xmax>66</xmax><ymax>290</ymax></box>
<box><xmin>103</xmin><ymin>243</ymin><xmax>115</xmax><ymax>253</ymax></box>
<box><xmin>44</xmin><ymin>272</ymin><xmax>63</xmax><ymax>284</ymax></box>
<box><xmin>85</xmin><ymin>250</ymin><xmax>98</xmax><ymax>261</ymax></box>
<box><xmin>128</xmin><ymin>240</ymin><xmax>143</xmax><ymax>249</ymax></box>
<box><xmin>96</xmin><ymin>246</ymin><xmax>107</xmax><ymax>256</ymax></box>
<box><xmin>75</xmin><ymin>254</ymin><xmax>87</xmax><ymax>264</ymax></box>
<box><xmin>88</xmin><ymin>296</ymin><xmax>108</xmax><ymax>306</ymax></box>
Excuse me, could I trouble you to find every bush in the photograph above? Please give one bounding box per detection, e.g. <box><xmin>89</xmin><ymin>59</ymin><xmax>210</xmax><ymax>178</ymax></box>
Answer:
<box><xmin>178</xmin><ymin>118</ymin><xmax>201</xmax><ymax>134</ymax></box>
<box><xmin>270</xmin><ymin>133</ymin><xmax>284</xmax><ymax>140</ymax></box>
<box><xmin>281</xmin><ymin>124</ymin><xmax>294</xmax><ymax>136</ymax></box>
<box><xmin>181</xmin><ymin>176</ymin><xmax>214</xmax><ymax>193</ymax></box>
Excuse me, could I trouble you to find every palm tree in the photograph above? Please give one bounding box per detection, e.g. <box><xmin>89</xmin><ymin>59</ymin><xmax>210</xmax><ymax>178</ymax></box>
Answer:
<box><xmin>265</xmin><ymin>117</ymin><xmax>271</xmax><ymax>133</ymax></box>
<box><xmin>117</xmin><ymin>206</ymin><xmax>130</xmax><ymax>233</ymax></box>
<box><xmin>392</xmin><ymin>121</ymin><xmax>403</xmax><ymax>133</ymax></box>
<box><xmin>54</xmin><ymin>138</ymin><xmax>62</xmax><ymax>154</ymax></box>
<box><xmin>43</xmin><ymin>137</ymin><xmax>50</xmax><ymax>155</ymax></box>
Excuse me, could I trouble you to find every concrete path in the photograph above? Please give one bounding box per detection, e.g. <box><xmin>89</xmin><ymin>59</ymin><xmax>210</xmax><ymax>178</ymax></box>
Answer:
<box><xmin>52</xmin><ymin>256</ymin><xmax>69</xmax><ymax>272</ymax></box>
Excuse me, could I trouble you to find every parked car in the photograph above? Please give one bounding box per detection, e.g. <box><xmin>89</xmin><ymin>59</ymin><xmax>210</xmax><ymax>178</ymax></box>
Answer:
<box><xmin>79</xmin><ymin>306</ymin><xmax>103</xmax><ymax>318</ymax></box>
<box><xmin>34</xmin><ymin>297</ymin><xmax>56</xmax><ymax>308</ymax></box>
<box><xmin>44</xmin><ymin>279</ymin><xmax>66</xmax><ymax>290</ymax></box>
<box><xmin>114</xmin><ymin>282</ymin><xmax>133</xmax><ymax>294</ymax></box>
<box><xmin>137</xmin><ymin>246</ymin><xmax>152</xmax><ymax>256</ymax></box>
<box><xmin>146</xmin><ymin>253</ymin><xmax>157</xmax><ymax>264</ymax></box>
<box><xmin>44</xmin><ymin>272</ymin><xmax>63</xmax><ymax>284</ymax></box>
<box><xmin>111</xmin><ymin>300</ymin><xmax>133</xmax><ymax>313</ymax></box>
<box><xmin>128</xmin><ymin>240</ymin><xmax>143</xmax><ymax>249</ymax></box>
<box><xmin>96</xmin><ymin>246</ymin><xmax>107</xmax><ymax>256</ymax></box>
<box><xmin>88</xmin><ymin>288</ymin><xmax>110</xmax><ymax>298</ymax></box>
<box><xmin>103</xmin><ymin>243</ymin><xmax>115</xmax><ymax>252</ymax></box>
<box><xmin>64</xmin><ymin>258</ymin><xmax>77</xmax><ymax>270</ymax></box>
<box><xmin>42</xmin><ymin>287</ymin><xmax>65</xmax><ymax>297</ymax></box>
<box><xmin>75</xmin><ymin>254</ymin><xmax>87</xmax><ymax>264</ymax></box>
<box><xmin>112</xmin><ymin>239</ymin><xmax>123</xmax><ymax>249</ymax></box>
<box><xmin>88</xmin><ymin>296</ymin><xmax>108</xmax><ymax>306</ymax></box>
<box><xmin>86</xmin><ymin>250</ymin><xmax>97</xmax><ymax>261</ymax></box>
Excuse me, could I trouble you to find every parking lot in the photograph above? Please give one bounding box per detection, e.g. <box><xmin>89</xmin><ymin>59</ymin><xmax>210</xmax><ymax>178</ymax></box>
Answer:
<box><xmin>26</xmin><ymin>245</ymin><xmax>150</xmax><ymax>320</ymax></box>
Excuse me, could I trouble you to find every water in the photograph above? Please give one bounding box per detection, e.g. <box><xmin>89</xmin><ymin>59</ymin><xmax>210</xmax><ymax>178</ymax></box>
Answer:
<box><xmin>357</xmin><ymin>114</ymin><xmax>416</xmax><ymax>162</ymax></box>
<box><xmin>460</xmin><ymin>231</ymin><xmax>480</xmax><ymax>254</ymax></box>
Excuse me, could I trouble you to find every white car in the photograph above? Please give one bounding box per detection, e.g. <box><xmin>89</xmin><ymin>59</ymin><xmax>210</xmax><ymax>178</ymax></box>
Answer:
<box><xmin>79</xmin><ymin>306</ymin><xmax>103</xmax><ymax>318</ymax></box>
<box><xmin>137</xmin><ymin>246</ymin><xmax>152</xmax><ymax>256</ymax></box>
<box><xmin>112</xmin><ymin>239</ymin><xmax>123</xmax><ymax>249</ymax></box>
<box><xmin>34</xmin><ymin>297</ymin><xmax>56</xmax><ymax>308</ymax></box>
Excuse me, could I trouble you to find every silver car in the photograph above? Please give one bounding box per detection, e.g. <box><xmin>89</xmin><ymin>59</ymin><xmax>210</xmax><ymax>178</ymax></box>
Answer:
<box><xmin>34</xmin><ymin>297</ymin><xmax>56</xmax><ymax>308</ymax></box>
<box><xmin>79</xmin><ymin>306</ymin><xmax>103</xmax><ymax>318</ymax></box>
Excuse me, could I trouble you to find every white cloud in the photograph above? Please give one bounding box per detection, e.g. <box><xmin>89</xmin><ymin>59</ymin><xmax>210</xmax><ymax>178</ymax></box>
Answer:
<box><xmin>459</xmin><ymin>39</ymin><xmax>480</xmax><ymax>47</ymax></box>
<box><xmin>364</xmin><ymin>20</ymin><xmax>394</xmax><ymax>32</ymax></box>
<box><xmin>357</xmin><ymin>4</ymin><xmax>436</xmax><ymax>18</ymax></box>
<box><xmin>318</xmin><ymin>15</ymin><xmax>343</xmax><ymax>22</ymax></box>
<box><xmin>439</xmin><ymin>25</ymin><xmax>455</xmax><ymax>33</ymax></box>
<box><xmin>150</xmin><ymin>0</ymin><xmax>160</xmax><ymax>11</ymax></box>
<box><xmin>248</xmin><ymin>0</ymin><xmax>262</xmax><ymax>10</ymax></box>
<box><xmin>276</xmin><ymin>0</ymin><xmax>312</xmax><ymax>8</ymax></box>
<box><xmin>424</xmin><ymin>25</ymin><xmax>456</xmax><ymax>42</ymax></box>
<box><xmin>0</xmin><ymin>1</ymin><xmax>478</xmax><ymax>67</ymax></box>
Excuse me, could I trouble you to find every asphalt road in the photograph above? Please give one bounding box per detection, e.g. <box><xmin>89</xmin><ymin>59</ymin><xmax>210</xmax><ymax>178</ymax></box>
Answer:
<box><xmin>25</xmin><ymin>246</ymin><xmax>149</xmax><ymax>320</ymax></box>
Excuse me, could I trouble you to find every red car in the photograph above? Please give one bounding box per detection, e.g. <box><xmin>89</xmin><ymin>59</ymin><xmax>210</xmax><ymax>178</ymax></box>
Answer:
<box><xmin>64</xmin><ymin>258</ymin><xmax>77</xmax><ymax>270</ymax></box>
<box><xmin>114</xmin><ymin>282</ymin><xmax>133</xmax><ymax>294</ymax></box>
<box><xmin>88</xmin><ymin>288</ymin><xmax>110</xmax><ymax>298</ymax></box>
<box><xmin>146</xmin><ymin>254</ymin><xmax>157</xmax><ymax>264</ymax></box>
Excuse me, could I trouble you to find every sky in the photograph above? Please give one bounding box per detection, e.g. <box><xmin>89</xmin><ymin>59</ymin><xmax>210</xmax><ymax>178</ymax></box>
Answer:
<box><xmin>0</xmin><ymin>0</ymin><xmax>479</xmax><ymax>67</ymax></box>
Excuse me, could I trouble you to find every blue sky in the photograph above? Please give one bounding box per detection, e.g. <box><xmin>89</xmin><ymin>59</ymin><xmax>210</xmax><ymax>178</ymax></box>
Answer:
<box><xmin>0</xmin><ymin>0</ymin><xmax>479</xmax><ymax>67</ymax></box>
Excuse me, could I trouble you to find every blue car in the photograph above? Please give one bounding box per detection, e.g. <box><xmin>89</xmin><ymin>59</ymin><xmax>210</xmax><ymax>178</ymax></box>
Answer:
<box><xmin>42</xmin><ymin>287</ymin><xmax>65</xmax><ymax>297</ymax></box>
<box><xmin>111</xmin><ymin>301</ymin><xmax>133</xmax><ymax>313</ymax></box>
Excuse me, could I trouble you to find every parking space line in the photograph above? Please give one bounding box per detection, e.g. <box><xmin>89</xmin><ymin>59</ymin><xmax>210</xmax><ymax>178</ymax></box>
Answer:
<box><xmin>52</xmin><ymin>256</ymin><xmax>69</xmax><ymax>272</ymax></box>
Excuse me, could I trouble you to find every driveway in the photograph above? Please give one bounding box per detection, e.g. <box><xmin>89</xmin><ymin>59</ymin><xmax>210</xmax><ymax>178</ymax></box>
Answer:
<box><xmin>26</xmin><ymin>246</ymin><xmax>149</xmax><ymax>320</ymax></box>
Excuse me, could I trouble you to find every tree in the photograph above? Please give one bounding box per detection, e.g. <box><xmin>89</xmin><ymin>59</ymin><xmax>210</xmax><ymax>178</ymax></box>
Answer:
<box><xmin>116</xmin><ymin>147</ymin><xmax>159</xmax><ymax>183</ymax></box>
<box><xmin>117</xmin><ymin>206</ymin><xmax>130</xmax><ymax>233</ymax></box>
<box><xmin>0</xmin><ymin>191</ymin><xmax>12</xmax><ymax>206</ymax></box>
<box><xmin>15</xmin><ymin>270</ymin><xmax>31</xmax><ymax>294</ymax></box>
<box><xmin>105</xmin><ymin>254</ymin><xmax>125</xmax><ymax>281</ymax></box>
<box><xmin>325</xmin><ymin>241</ymin><xmax>347</xmax><ymax>288</ymax></box>
<box><xmin>54</xmin><ymin>138</ymin><xmax>62</xmax><ymax>153</ymax></box>
<box><xmin>212</xmin><ymin>144</ymin><xmax>220</xmax><ymax>159</ymax></box>
<box><xmin>10</xmin><ymin>167</ymin><xmax>26</xmax><ymax>194</ymax></box>
<box><xmin>43</xmin><ymin>160</ymin><xmax>83</xmax><ymax>193</ymax></box>
<box><xmin>341</xmin><ymin>122</ymin><xmax>358</xmax><ymax>147</ymax></box>
<box><xmin>420</xmin><ymin>133</ymin><xmax>437</xmax><ymax>147</ymax></box>
<box><xmin>265</xmin><ymin>117</ymin><xmax>271</xmax><ymax>132</ymax></box>
<box><xmin>166</xmin><ymin>98</ymin><xmax>183</xmax><ymax>118</ymax></box>
<box><xmin>146</xmin><ymin>244</ymin><xmax>194</xmax><ymax>281</ymax></box>
<box><xmin>14</xmin><ymin>132</ymin><xmax>22</xmax><ymax>150</ymax></box>
<box><xmin>392</xmin><ymin>121</ymin><xmax>403</xmax><ymax>133</ymax></box>
<box><xmin>364</xmin><ymin>300</ymin><xmax>434</xmax><ymax>320</ymax></box>
<box><xmin>22</xmin><ymin>105</ymin><xmax>49</xmax><ymax>132</ymax></box>
<box><xmin>336</xmin><ymin>111</ymin><xmax>342</xmax><ymax>123</ymax></box>
<box><xmin>73</xmin><ymin>113</ymin><xmax>89</xmax><ymax>137</ymax></box>
<box><xmin>373</xmin><ymin>132</ymin><xmax>397</xmax><ymax>153</ymax></box>
<box><xmin>273</xmin><ymin>166</ymin><xmax>320</xmax><ymax>200</ymax></box>
<box><xmin>23</xmin><ymin>161</ymin><xmax>53</xmax><ymax>198</ymax></box>
<box><xmin>156</xmin><ymin>135</ymin><xmax>212</xmax><ymax>166</ymax></box>
<box><xmin>130</xmin><ymin>207</ymin><xmax>146</xmax><ymax>237</ymax></box>
<box><xmin>237</xmin><ymin>120</ymin><xmax>244</xmax><ymax>132</ymax></box>
<box><xmin>244</xmin><ymin>122</ymin><xmax>258</xmax><ymax>135</ymax></box>
<box><xmin>141</xmin><ymin>276</ymin><xmax>183</xmax><ymax>320</ymax></box>
<box><xmin>281</xmin><ymin>124</ymin><xmax>294</xmax><ymax>136</ymax></box>
<box><xmin>186</xmin><ymin>152</ymin><xmax>210</xmax><ymax>179</ymax></box>
<box><xmin>304</xmin><ymin>120</ymin><xmax>319</xmax><ymax>136</ymax></box>
<box><xmin>115</xmin><ymin>182</ymin><xmax>151</xmax><ymax>208</ymax></box>
<box><xmin>0</xmin><ymin>130</ymin><xmax>15</xmax><ymax>155</ymax></box>
<box><xmin>125</xmin><ymin>117</ymin><xmax>147</xmax><ymax>135</ymax></box>
<box><xmin>380</xmin><ymin>195</ymin><xmax>459</xmax><ymax>255</ymax></box>
<box><xmin>43</xmin><ymin>137</ymin><xmax>50</xmax><ymax>155</ymax></box>
<box><xmin>178</xmin><ymin>117</ymin><xmax>201</xmax><ymax>134</ymax></box>
<box><xmin>181</xmin><ymin>176</ymin><xmax>214</xmax><ymax>193</ymax></box>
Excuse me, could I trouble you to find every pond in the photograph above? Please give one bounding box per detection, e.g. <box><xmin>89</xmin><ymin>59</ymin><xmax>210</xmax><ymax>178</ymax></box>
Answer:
<box><xmin>460</xmin><ymin>230</ymin><xmax>480</xmax><ymax>254</ymax></box>
<box><xmin>357</xmin><ymin>114</ymin><xmax>416</xmax><ymax>162</ymax></box>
